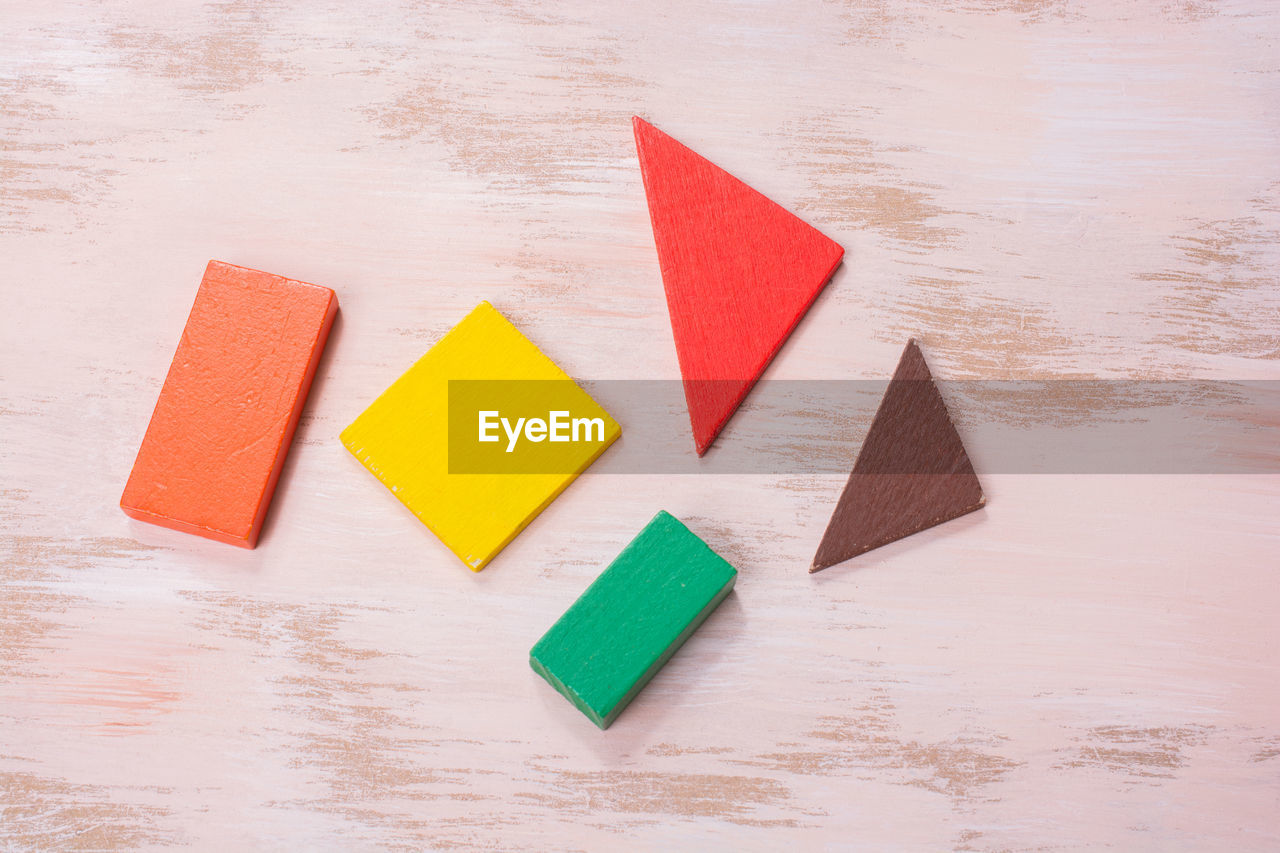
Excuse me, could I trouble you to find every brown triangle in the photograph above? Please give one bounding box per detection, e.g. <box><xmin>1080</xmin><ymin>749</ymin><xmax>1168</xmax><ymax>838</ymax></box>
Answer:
<box><xmin>811</xmin><ymin>340</ymin><xmax>984</xmax><ymax>573</ymax></box>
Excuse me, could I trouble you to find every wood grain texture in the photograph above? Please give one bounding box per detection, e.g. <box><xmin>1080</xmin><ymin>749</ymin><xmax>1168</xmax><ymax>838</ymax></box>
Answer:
<box><xmin>634</xmin><ymin>116</ymin><xmax>844</xmax><ymax>455</ymax></box>
<box><xmin>812</xmin><ymin>339</ymin><xmax>985</xmax><ymax>572</ymax></box>
<box><xmin>120</xmin><ymin>260</ymin><xmax>337</xmax><ymax>548</ymax></box>
<box><xmin>531</xmin><ymin>510</ymin><xmax>738</xmax><ymax>729</ymax></box>
<box><xmin>2</xmin><ymin>1</ymin><xmax>1278</xmax><ymax>849</ymax></box>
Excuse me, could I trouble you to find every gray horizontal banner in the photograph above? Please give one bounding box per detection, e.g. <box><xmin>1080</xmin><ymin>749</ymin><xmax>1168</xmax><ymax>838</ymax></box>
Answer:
<box><xmin>447</xmin><ymin>380</ymin><xmax>1280</xmax><ymax>474</ymax></box>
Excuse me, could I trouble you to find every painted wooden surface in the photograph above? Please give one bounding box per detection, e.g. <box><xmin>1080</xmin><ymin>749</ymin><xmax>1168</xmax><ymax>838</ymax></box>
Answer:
<box><xmin>531</xmin><ymin>510</ymin><xmax>738</xmax><ymax>730</ymax></box>
<box><xmin>121</xmin><ymin>260</ymin><xmax>337</xmax><ymax>549</ymax></box>
<box><xmin>340</xmin><ymin>300</ymin><xmax>620</xmax><ymax>572</ymax></box>
<box><xmin>633</xmin><ymin>116</ymin><xmax>844</xmax><ymax>455</ymax></box>
<box><xmin>2</xmin><ymin>1</ymin><xmax>1278</xmax><ymax>849</ymax></box>
<box><xmin>811</xmin><ymin>340</ymin><xmax>986</xmax><ymax>572</ymax></box>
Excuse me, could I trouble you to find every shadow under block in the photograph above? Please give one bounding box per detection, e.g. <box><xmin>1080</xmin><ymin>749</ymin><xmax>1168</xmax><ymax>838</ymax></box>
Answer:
<box><xmin>811</xmin><ymin>339</ymin><xmax>985</xmax><ymax>572</ymax></box>
<box><xmin>121</xmin><ymin>260</ymin><xmax>338</xmax><ymax>548</ymax></box>
<box><xmin>530</xmin><ymin>511</ymin><xmax>737</xmax><ymax>729</ymax></box>
<box><xmin>632</xmin><ymin>116</ymin><xmax>845</xmax><ymax>456</ymax></box>
<box><xmin>339</xmin><ymin>302</ymin><xmax>620</xmax><ymax>572</ymax></box>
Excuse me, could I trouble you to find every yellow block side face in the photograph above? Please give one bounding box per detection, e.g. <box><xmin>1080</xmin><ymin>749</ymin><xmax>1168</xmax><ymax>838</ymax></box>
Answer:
<box><xmin>340</xmin><ymin>302</ymin><xmax>621</xmax><ymax>571</ymax></box>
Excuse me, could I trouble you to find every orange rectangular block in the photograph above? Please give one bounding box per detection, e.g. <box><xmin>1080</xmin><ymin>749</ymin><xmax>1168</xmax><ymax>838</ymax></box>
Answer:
<box><xmin>121</xmin><ymin>260</ymin><xmax>338</xmax><ymax>547</ymax></box>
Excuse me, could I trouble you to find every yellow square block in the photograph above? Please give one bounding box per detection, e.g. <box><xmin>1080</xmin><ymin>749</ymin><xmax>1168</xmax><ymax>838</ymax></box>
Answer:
<box><xmin>340</xmin><ymin>302</ymin><xmax>621</xmax><ymax>571</ymax></box>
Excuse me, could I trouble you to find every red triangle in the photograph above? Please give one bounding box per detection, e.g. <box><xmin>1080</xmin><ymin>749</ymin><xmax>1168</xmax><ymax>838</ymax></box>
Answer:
<box><xmin>811</xmin><ymin>340</ymin><xmax>984</xmax><ymax>572</ymax></box>
<box><xmin>633</xmin><ymin>117</ymin><xmax>844</xmax><ymax>455</ymax></box>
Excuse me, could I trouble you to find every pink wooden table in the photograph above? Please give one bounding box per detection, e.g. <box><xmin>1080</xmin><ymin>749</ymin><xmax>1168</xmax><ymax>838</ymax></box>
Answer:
<box><xmin>3</xmin><ymin>1</ymin><xmax>1277</xmax><ymax>849</ymax></box>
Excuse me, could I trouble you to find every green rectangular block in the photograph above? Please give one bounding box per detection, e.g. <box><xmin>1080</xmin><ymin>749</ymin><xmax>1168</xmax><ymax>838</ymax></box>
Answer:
<box><xmin>530</xmin><ymin>510</ymin><xmax>738</xmax><ymax>729</ymax></box>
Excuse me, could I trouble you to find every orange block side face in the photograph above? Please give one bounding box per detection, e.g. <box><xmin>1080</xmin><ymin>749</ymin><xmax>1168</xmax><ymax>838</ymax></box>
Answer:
<box><xmin>121</xmin><ymin>260</ymin><xmax>338</xmax><ymax>548</ymax></box>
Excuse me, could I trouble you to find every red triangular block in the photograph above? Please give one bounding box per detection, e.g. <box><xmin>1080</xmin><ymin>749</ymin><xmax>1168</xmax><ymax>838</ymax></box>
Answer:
<box><xmin>811</xmin><ymin>340</ymin><xmax>984</xmax><ymax>572</ymax></box>
<box><xmin>633</xmin><ymin>117</ymin><xmax>845</xmax><ymax>455</ymax></box>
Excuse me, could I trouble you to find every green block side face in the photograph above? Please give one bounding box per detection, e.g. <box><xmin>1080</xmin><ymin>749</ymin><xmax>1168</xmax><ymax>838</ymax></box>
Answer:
<box><xmin>529</xmin><ymin>511</ymin><xmax>738</xmax><ymax>729</ymax></box>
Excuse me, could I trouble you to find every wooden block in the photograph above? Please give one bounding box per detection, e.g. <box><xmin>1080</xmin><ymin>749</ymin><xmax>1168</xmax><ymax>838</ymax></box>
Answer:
<box><xmin>632</xmin><ymin>116</ymin><xmax>845</xmax><ymax>456</ymax></box>
<box><xmin>530</xmin><ymin>510</ymin><xmax>737</xmax><ymax>729</ymax></box>
<box><xmin>121</xmin><ymin>260</ymin><xmax>338</xmax><ymax>548</ymax></box>
<box><xmin>811</xmin><ymin>339</ymin><xmax>985</xmax><ymax>572</ymax></box>
<box><xmin>340</xmin><ymin>302</ymin><xmax>620</xmax><ymax>572</ymax></box>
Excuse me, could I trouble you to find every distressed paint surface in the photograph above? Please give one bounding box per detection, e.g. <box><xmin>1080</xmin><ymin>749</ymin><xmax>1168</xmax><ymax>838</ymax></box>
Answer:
<box><xmin>2</xmin><ymin>1</ymin><xmax>1278</xmax><ymax>850</ymax></box>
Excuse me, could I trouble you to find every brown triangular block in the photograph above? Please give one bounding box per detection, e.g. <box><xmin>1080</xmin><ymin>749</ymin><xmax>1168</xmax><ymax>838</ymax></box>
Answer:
<box><xmin>811</xmin><ymin>339</ymin><xmax>984</xmax><ymax>572</ymax></box>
